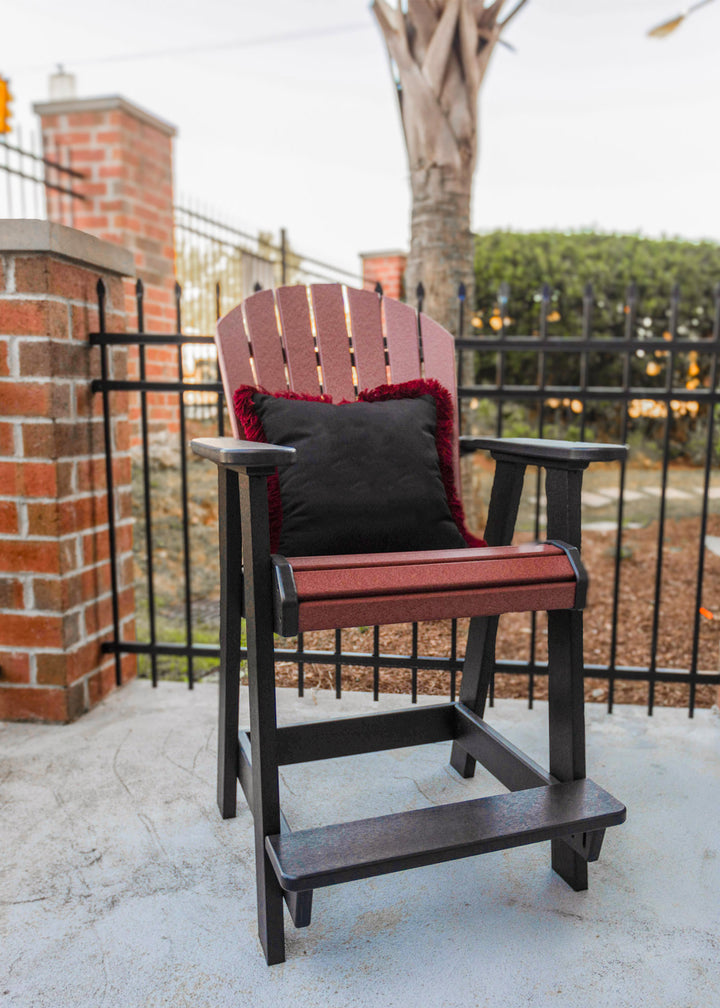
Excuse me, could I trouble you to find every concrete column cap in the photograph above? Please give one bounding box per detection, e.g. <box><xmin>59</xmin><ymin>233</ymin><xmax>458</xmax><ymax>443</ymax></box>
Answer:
<box><xmin>33</xmin><ymin>94</ymin><xmax>177</xmax><ymax>138</ymax></box>
<box><xmin>0</xmin><ymin>219</ymin><xmax>135</xmax><ymax>276</ymax></box>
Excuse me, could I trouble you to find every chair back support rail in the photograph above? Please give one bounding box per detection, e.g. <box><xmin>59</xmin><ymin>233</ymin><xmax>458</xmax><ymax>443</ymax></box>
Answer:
<box><xmin>191</xmin><ymin>283</ymin><xmax>628</xmax><ymax>964</ymax></box>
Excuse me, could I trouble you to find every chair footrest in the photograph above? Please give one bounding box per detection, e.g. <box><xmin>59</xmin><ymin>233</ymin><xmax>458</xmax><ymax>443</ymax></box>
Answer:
<box><xmin>266</xmin><ymin>778</ymin><xmax>626</xmax><ymax>892</ymax></box>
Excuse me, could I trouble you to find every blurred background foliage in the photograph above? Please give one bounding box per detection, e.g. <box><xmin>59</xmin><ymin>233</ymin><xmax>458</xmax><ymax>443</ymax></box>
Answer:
<box><xmin>465</xmin><ymin>231</ymin><xmax>720</xmax><ymax>462</ymax></box>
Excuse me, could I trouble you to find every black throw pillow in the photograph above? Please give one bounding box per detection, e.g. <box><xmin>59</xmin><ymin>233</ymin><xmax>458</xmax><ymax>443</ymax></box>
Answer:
<box><xmin>233</xmin><ymin>380</ymin><xmax>485</xmax><ymax>557</ymax></box>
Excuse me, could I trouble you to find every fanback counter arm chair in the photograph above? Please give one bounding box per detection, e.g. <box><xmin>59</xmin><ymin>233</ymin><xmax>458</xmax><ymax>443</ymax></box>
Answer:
<box><xmin>191</xmin><ymin>283</ymin><xmax>627</xmax><ymax>965</ymax></box>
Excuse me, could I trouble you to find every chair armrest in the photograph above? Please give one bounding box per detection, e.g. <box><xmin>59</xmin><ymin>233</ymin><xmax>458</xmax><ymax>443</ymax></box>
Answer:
<box><xmin>460</xmin><ymin>436</ymin><xmax>627</xmax><ymax>470</ymax></box>
<box><xmin>191</xmin><ymin>437</ymin><xmax>296</xmax><ymax>471</ymax></box>
<box><xmin>466</xmin><ymin>437</ymin><xmax>628</xmax><ymax>548</ymax></box>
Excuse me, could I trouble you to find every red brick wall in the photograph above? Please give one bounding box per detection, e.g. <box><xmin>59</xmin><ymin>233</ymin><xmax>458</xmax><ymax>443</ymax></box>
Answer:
<box><xmin>0</xmin><ymin>222</ymin><xmax>136</xmax><ymax>722</ymax></box>
<box><xmin>361</xmin><ymin>251</ymin><xmax>407</xmax><ymax>301</ymax></box>
<box><xmin>35</xmin><ymin>96</ymin><xmax>179</xmax><ymax>436</ymax></box>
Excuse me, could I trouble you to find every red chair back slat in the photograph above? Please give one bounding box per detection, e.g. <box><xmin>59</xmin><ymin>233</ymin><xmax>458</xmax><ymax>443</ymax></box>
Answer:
<box><xmin>310</xmin><ymin>284</ymin><xmax>355</xmax><ymax>402</ymax></box>
<box><xmin>419</xmin><ymin>311</ymin><xmax>461</xmax><ymax>487</ymax></box>
<box><xmin>346</xmin><ymin>287</ymin><xmax>388</xmax><ymax>392</ymax></box>
<box><xmin>276</xmin><ymin>286</ymin><xmax>322</xmax><ymax>395</ymax></box>
<box><xmin>217</xmin><ymin>285</ymin><xmax>460</xmax><ymax>465</ymax></box>
<box><xmin>243</xmin><ymin>288</ymin><xmax>287</xmax><ymax>392</ymax></box>
<box><xmin>383</xmin><ymin>297</ymin><xmax>422</xmax><ymax>384</ymax></box>
<box><xmin>215</xmin><ymin>303</ymin><xmax>256</xmax><ymax>439</ymax></box>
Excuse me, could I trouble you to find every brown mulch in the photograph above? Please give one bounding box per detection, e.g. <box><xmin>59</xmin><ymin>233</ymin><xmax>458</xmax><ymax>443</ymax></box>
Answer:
<box><xmin>273</xmin><ymin>516</ymin><xmax>720</xmax><ymax>710</ymax></box>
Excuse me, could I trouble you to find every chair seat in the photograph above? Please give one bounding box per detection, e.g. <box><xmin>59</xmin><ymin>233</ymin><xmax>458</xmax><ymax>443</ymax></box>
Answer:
<box><xmin>272</xmin><ymin>543</ymin><xmax>585</xmax><ymax>634</ymax></box>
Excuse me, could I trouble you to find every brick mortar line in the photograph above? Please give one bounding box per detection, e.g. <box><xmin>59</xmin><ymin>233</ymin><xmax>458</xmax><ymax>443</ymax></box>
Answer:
<box><xmin>0</xmin><ymin>607</ymin><xmax>135</xmax><ymax>636</ymax></box>
<box><xmin>0</xmin><ymin>523</ymin><xmax>136</xmax><ymax>542</ymax></box>
<box><xmin>0</xmin><ymin>553</ymin><xmax>134</xmax><ymax>578</ymax></box>
<box><xmin>0</xmin><ymin>658</ymin><xmax>120</xmax><ymax>691</ymax></box>
<box><xmin>0</xmin><ymin>621</ymin><xmax>134</xmax><ymax>654</ymax></box>
<box><xmin>0</xmin><ymin>525</ymin><xmax>134</xmax><ymax>544</ymax></box>
<box><xmin>0</xmin><ymin>457</ymin><xmax>131</xmax><ymax>472</ymax></box>
<box><xmin>0</xmin><ymin>584</ymin><xmax>120</xmax><ymax>617</ymax></box>
<box><xmin>2</xmin><ymin>255</ymin><xmax>16</xmax><ymax>293</ymax></box>
<box><xmin>0</xmin><ymin>482</ymin><xmax>133</xmax><ymax>499</ymax></box>
<box><xmin>1</xmin><ymin>591</ymin><xmax>139</xmax><ymax>618</ymax></box>
<box><xmin>0</xmin><ymin>614</ymin><xmax>137</xmax><ymax>653</ymax></box>
<box><xmin>0</xmin><ymin>500</ymin><xmax>134</xmax><ymax>512</ymax></box>
<box><xmin>0</xmin><ymin>289</ymin><xmax>123</xmax><ymax>311</ymax></box>
<box><xmin>0</xmin><ymin>449</ymin><xmax>132</xmax><ymax>464</ymax></box>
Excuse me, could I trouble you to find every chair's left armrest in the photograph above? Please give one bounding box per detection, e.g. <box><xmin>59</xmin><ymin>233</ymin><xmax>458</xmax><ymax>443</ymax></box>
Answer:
<box><xmin>191</xmin><ymin>436</ymin><xmax>296</xmax><ymax>472</ymax></box>
<box><xmin>460</xmin><ymin>436</ymin><xmax>628</xmax><ymax>470</ymax></box>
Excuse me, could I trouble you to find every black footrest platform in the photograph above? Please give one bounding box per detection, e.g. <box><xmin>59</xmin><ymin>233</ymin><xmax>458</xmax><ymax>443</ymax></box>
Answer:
<box><xmin>266</xmin><ymin>778</ymin><xmax>626</xmax><ymax>892</ymax></box>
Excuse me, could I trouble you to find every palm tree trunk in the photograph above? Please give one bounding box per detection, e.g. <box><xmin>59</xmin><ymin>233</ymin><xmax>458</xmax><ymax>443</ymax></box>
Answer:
<box><xmin>373</xmin><ymin>1</ymin><xmax>530</xmax><ymax>333</ymax></box>
<box><xmin>406</xmin><ymin>163</ymin><xmax>474</xmax><ymax>331</ymax></box>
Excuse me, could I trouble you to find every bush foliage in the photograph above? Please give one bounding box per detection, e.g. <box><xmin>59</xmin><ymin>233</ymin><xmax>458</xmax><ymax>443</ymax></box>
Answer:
<box><xmin>473</xmin><ymin>230</ymin><xmax>720</xmax><ymax>341</ymax></box>
<box><xmin>467</xmin><ymin>231</ymin><xmax>720</xmax><ymax>462</ymax></box>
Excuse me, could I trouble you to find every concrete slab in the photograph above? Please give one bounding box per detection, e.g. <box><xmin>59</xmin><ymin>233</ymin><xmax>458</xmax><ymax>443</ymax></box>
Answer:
<box><xmin>2</xmin><ymin>681</ymin><xmax>719</xmax><ymax>1008</ymax></box>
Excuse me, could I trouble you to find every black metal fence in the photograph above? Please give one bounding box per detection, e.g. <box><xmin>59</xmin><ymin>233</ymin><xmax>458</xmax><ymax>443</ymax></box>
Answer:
<box><xmin>0</xmin><ymin>131</ymin><xmax>86</xmax><ymax>225</ymax></box>
<box><xmin>174</xmin><ymin>202</ymin><xmax>368</xmax><ymax>344</ymax></box>
<box><xmin>174</xmin><ymin>204</ymin><xmax>372</xmax><ymax>420</ymax></box>
<box><xmin>91</xmin><ymin>279</ymin><xmax>720</xmax><ymax>716</ymax></box>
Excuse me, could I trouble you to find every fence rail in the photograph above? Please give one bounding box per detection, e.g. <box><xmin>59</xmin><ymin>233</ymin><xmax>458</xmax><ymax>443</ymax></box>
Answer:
<box><xmin>0</xmin><ymin>131</ymin><xmax>86</xmax><ymax>225</ymax></box>
<box><xmin>91</xmin><ymin>279</ymin><xmax>720</xmax><ymax>716</ymax></box>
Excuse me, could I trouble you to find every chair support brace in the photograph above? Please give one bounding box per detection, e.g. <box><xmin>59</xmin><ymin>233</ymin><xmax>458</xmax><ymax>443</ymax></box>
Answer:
<box><xmin>238</xmin><ymin>703</ymin><xmax>623</xmax><ymax>895</ymax></box>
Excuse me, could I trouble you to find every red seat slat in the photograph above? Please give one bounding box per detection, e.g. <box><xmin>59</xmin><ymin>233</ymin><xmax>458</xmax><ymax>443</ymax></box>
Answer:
<box><xmin>293</xmin><ymin>553</ymin><xmax>573</xmax><ymax>601</ymax></box>
<box><xmin>287</xmin><ymin>543</ymin><xmax>564</xmax><ymax>572</ymax></box>
<box><xmin>297</xmin><ymin>582</ymin><xmax>578</xmax><ymax>632</ymax></box>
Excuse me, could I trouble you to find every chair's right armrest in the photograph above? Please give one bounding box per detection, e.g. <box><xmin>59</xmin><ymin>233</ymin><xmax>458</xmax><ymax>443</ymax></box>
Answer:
<box><xmin>191</xmin><ymin>437</ymin><xmax>296</xmax><ymax>472</ymax></box>
<box><xmin>460</xmin><ymin>436</ymin><xmax>628</xmax><ymax>469</ymax></box>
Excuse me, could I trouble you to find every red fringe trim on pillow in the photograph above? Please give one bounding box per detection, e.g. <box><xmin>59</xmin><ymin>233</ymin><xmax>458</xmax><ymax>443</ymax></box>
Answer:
<box><xmin>359</xmin><ymin>379</ymin><xmax>486</xmax><ymax>548</ymax></box>
<box><xmin>232</xmin><ymin>385</ymin><xmax>332</xmax><ymax>552</ymax></box>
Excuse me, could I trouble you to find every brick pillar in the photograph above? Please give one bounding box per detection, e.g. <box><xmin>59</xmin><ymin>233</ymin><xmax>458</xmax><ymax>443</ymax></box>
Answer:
<box><xmin>34</xmin><ymin>94</ymin><xmax>179</xmax><ymax>436</ymax></box>
<box><xmin>361</xmin><ymin>250</ymin><xmax>407</xmax><ymax>301</ymax></box>
<box><xmin>0</xmin><ymin>220</ymin><xmax>136</xmax><ymax>722</ymax></box>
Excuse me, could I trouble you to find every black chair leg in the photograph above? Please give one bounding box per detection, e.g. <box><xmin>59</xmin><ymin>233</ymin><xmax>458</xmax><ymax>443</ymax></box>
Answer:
<box><xmin>255</xmin><ymin>843</ymin><xmax>287</xmax><ymax>965</ymax></box>
<box><xmin>240</xmin><ymin>472</ymin><xmax>287</xmax><ymax>964</ymax></box>
<box><xmin>217</xmin><ymin>467</ymin><xmax>242</xmax><ymax>819</ymax></box>
<box><xmin>548</xmin><ymin>608</ymin><xmax>589</xmax><ymax>891</ymax></box>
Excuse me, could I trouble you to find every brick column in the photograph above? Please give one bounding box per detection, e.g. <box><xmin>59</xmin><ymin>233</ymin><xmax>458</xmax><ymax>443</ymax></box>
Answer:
<box><xmin>361</xmin><ymin>250</ymin><xmax>407</xmax><ymax>301</ymax></box>
<box><xmin>34</xmin><ymin>95</ymin><xmax>179</xmax><ymax>436</ymax></box>
<box><xmin>0</xmin><ymin>220</ymin><xmax>136</xmax><ymax>722</ymax></box>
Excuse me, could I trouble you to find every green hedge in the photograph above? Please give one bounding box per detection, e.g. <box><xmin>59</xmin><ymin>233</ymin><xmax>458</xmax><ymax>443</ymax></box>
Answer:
<box><xmin>467</xmin><ymin>231</ymin><xmax>720</xmax><ymax>462</ymax></box>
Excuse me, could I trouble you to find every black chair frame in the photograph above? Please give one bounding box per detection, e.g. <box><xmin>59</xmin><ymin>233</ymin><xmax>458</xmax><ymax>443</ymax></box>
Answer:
<box><xmin>192</xmin><ymin>432</ymin><xmax>628</xmax><ymax>965</ymax></box>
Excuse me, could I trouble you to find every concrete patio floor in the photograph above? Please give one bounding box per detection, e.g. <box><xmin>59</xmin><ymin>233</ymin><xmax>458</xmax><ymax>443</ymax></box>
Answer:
<box><xmin>2</xmin><ymin>681</ymin><xmax>719</xmax><ymax>1008</ymax></box>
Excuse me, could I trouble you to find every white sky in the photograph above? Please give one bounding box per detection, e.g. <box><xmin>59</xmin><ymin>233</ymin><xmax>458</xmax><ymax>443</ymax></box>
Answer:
<box><xmin>5</xmin><ymin>0</ymin><xmax>720</xmax><ymax>276</ymax></box>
